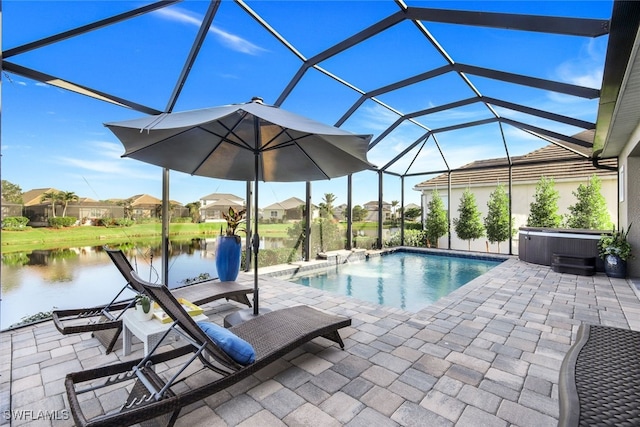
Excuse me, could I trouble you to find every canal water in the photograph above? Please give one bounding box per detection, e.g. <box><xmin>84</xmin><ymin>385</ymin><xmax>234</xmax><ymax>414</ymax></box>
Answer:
<box><xmin>1</xmin><ymin>239</ymin><xmax>230</xmax><ymax>329</ymax></box>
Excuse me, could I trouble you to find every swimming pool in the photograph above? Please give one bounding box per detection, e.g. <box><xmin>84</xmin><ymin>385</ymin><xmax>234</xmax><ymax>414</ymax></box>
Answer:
<box><xmin>290</xmin><ymin>251</ymin><xmax>504</xmax><ymax>312</ymax></box>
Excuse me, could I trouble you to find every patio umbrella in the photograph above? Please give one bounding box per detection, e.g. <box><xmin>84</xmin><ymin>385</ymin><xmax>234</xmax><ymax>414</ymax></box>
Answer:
<box><xmin>105</xmin><ymin>97</ymin><xmax>373</xmax><ymax>318</ymax></box>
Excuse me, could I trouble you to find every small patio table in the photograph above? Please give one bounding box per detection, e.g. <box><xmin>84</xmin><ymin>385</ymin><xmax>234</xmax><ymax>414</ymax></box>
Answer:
<box><xmin>122</xmin><ymin>309</ymin><xmax>207</xmax><ymax>356</ymax></box>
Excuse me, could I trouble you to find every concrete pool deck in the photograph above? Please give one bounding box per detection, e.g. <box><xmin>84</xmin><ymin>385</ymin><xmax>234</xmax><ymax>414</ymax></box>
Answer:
<box><xmin>1</xmin><ymin>256</ymin><xmax>639</xmax><ymax>426</ymax></box>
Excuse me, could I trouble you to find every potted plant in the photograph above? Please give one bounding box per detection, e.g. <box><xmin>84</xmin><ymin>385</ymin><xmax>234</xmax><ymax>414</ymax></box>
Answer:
<box><xmin>133</xmin><ymin>294</ymin><xmax>154</xmax><ymax>321</ymax></box>
<box><xmin>215</xmin><ymin>207</ymin><xmax>246</xmax><ymax>282</ymax></box>
<box><xmin>598</xmin><ymin>224</ymin><xmax>633</xmax><ymax>278</ymax></box>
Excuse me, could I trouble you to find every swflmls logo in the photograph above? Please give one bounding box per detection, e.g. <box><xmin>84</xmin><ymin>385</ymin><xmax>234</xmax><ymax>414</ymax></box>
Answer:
<box><xmin>3</xmin><ymin>410</ymin><xmax>70</xmax><ymax>421</ymax></box>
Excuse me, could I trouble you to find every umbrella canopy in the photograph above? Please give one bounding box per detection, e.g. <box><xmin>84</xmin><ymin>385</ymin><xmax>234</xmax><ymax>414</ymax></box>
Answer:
<box><xmin>106</xmin><ymin>97</ymin><xmax>373</xmax><ymax>317</ymax></box>
<box><xmin>107</xmin><ymin>97</ymin><xmax>372</xmax><ymax>182</ymax></box>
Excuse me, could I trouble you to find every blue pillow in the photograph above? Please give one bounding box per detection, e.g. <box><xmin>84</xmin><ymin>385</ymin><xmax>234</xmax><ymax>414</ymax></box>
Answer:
<box><xmin>197</xmin><ymin>321</ymin><xmax>256</xmax><ymax>365</ymax></box>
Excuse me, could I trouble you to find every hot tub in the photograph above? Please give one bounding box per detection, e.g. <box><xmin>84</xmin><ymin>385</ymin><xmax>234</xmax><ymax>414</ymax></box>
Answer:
<box><xmin>518</xmin><ymin>227</ymin><xmax>605</xmax><ymax>272</ymax></box>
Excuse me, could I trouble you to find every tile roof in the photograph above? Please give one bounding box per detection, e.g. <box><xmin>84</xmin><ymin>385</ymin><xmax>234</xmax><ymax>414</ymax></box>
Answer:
<box><xmin>415</xmin><ymin>134</ymin><xmax>617</xmax><ymax>190</ymax></box>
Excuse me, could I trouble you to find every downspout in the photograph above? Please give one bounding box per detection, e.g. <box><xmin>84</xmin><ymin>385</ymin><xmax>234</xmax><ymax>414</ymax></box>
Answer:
<box><xmin>592</xmin><ymin>149</ymin><xmax>618</xmax><ymax>171</ymax></box>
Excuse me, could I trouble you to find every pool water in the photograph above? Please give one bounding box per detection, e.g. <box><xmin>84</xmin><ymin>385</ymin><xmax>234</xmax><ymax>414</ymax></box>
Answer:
<box><xmin>290</xmin><ymin>252</ymin><xmax>503</xmax><ymax>312</ymax></box>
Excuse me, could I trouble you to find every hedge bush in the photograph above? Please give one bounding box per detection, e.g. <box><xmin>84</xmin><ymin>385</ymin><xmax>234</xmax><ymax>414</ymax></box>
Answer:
<box><xmin>384</xmin><ymin>229</ymin><xmax>426</xmax><ymax>247</ymax></box>
<box><xmin>2</xmin><ymin>216</ymin><xmax>30</xmax><ymax>230</ymax></box>
<box><xmin>97</xmin><ymin>217</ymin><xmax>135</xmax><ymax>227</ymax></box>
<box><xmin>48</xmin><ymin>217</ymin><xmax>77</xmax><ymax>228</ymax></box>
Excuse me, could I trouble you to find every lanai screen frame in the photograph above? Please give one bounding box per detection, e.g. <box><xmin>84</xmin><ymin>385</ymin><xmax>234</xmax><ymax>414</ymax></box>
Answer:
<box><xmin>2</xmin><ymin>0</ymin><xmax>626</xmax><ymax>258</ymax></box>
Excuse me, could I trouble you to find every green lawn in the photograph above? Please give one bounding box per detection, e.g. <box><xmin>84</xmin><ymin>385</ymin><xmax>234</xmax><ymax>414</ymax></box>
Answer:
<box><xmin>0</xmin><ymin>221</ymin><xmax>396</xmax><ymax>254</ymax></box>
<box><xmin>0</xmin><ymin>222</ymin><xmax>295</xmax><ymax>253</ymax></box>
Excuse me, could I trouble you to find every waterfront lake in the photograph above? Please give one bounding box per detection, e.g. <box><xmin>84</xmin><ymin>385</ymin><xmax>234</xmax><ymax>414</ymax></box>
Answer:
<box><xmin>1</xmin><ymin>238</ymin><xmax>250</xmax><ymax>329</ymax></box>
<box><xmin>1</xmin><ymin>228</ymin><xmax>387</xmax><ymax>329</ymax></box>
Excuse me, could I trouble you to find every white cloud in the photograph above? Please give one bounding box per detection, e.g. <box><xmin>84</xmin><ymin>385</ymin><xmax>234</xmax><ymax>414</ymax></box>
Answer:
<box><xmin>553</xmin><ymin>38</ymin><xmax>606</xmax><ymax>89</ymax></box>
<box><xmin>54</xmin><ymin>141</ymin><xmax>159</xmax><ymax>181</ymax></box>
<box><xmin>154</xmin><ymin>7</ymin><xmax>267</xmax><ymax>55</ymax></box>
<box><xmin>91</xmin><ymin>141</ymin><xmax>126</xmax><ymax>158</ymax></box>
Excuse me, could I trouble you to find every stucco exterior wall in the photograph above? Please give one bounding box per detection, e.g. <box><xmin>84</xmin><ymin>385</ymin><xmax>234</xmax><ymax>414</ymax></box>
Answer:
<box><xmin>422</xmin><ymin>176</ymin><xmax>618</xmax><ymax>254</ymax></box>
<box><xmin>619</xmin><ymin>122</ymin><xmax>640</xmax><ymax>278</ymax></box>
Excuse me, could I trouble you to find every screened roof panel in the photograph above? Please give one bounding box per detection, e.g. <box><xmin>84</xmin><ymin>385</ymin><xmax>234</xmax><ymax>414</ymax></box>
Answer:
<box><xmin>10</xmin><ymin>14</ymin><xmax>200</xmax><ymax>109</ymax></box>
<box><xmin>318</xmin><ymin>22</ymin><xmax>447</xmax><ymax>90</ymax></box>
<box><xmin>373</xmin><ymin>72</ymin><xmax>480</xmax><ymax>115</ymax></box>
<box><xmin>381</xmin><ymin>139</ymin><xmax>448</xmax><ymax>177</ymax></box>
<box><xmin>278</xmin><ymin>69</ymin><xmax>365</xmax><ymax>126</ymax></box>
<box><xmin>246</xmin><ymin>1</ymin><xmax>398</xmax><ymax>57</ymax></box>
<box><xmin>423</xmin><ymin>23</ymin><xmax>607</xmax><ymax>81</ymax></box>
<box><xmin>2</xmin><ymin>1</ymin><xmax>146</xmax><ymax>47</ymax></box>
<box><xmin>2</xmin><ymin>0</ymin><xmax>625</xmax><ymax>206</ymax></box>
<box><xmin>433</xmin><ymin>123</ymin><xmax>510</xmax><ymax>168</ymax></box>
<box><xmin>411</xmin><ymin>104</ymin><xmax>495</xmax><ymax>132</ymax></box>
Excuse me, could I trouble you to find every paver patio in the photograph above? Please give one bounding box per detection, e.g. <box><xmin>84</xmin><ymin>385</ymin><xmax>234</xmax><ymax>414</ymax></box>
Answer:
<box><xmin>1</xmin><ymin>255</ymin><xmax>639</xmax><ymax>426</ymax></box>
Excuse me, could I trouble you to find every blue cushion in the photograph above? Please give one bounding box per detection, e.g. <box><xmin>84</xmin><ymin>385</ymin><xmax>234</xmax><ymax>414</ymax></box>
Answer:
<box><xmin>197</xmin><ymin>321</ymin><xmax>255</xmax><ymax>365</ymax></box>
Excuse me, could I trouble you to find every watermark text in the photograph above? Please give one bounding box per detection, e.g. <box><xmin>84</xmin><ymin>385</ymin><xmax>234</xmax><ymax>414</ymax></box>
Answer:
<box><xmin>3</xmin><ymin>409</ymin><xmax>70</xmax><ymax>421</ymax></box>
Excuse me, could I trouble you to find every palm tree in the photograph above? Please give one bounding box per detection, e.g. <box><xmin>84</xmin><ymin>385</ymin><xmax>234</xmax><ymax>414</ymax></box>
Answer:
<box><xmin>321</xmin><ymin>193</ymin><xmax>337</xmax><ymax>219</ymax></box>
<box><xmin>185</xmin><ymin>201</ymin><xmax>202</xmax><ymax>223</ymax></box>
<box><xmin>117</xmin><ymin>198</ymin><xmax>134</xmax><ymax>219</ymax></box>
<box><xmin>391</xmin><ymin>200</ymin><xmax>399</xmax><ymax>222</ymax></box>
<box><xmin>41</xmin><ymin>191</ymin><xmax>61</xmax><ymax>218</ymax></box>
<box><xmin>59</xmin><ymin>191</ymin><xmax>79</xmax><ymax>217</ymax></box>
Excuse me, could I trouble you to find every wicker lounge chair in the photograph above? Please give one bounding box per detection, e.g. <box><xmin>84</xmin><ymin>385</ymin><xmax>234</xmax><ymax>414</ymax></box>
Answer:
<box><xmin>53</xmin><ymin>247</ymin><xmax>253</xmax><ymax>353</ymax></box>
<box><xmin>65</xmin><ymin>270</ymin><xmax>351</xmax><ymax>427</ymax></box>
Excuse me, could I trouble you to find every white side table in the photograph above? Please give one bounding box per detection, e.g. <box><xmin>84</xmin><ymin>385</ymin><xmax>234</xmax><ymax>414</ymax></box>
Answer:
<box><xmin>122</xmin><ymin>309</ymin><xmax>208</xmax><ymax>356</ymax></box>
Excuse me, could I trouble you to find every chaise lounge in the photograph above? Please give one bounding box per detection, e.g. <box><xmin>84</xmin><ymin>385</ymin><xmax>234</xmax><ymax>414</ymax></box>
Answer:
<box><xmin>65</xmin><ymin>270</ymin><xmax>351</xmax><ymax>427</ymax></box>
<box><xmin>52</xmin><ymin>247</ymin><xmax>253</xmax><ymax>353</ymax></box>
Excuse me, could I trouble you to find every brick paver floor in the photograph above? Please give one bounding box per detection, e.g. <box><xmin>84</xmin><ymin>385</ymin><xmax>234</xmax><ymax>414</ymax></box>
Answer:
<box><xmin>1</xmin><ymin>256</ymin><xmax>638</xmax><ymax>426</ymax></box>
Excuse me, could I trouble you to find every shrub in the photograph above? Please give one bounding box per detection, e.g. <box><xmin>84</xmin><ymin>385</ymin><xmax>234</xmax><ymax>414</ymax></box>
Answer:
<box><xmin>527</xmin><ymin>176</ymin><xmax>561</xmax><ymax>227</ymax></box>
<box><xmin>10</xmin><ymin>311</ymin><xmax>53</xmax><ymax>328</ymax></box>
<box><xmin>484</xmin><ymin>184</ymin><xmax>515</xmax><ymax>251</ymax></box>
<box><xmin>2</xmin><ymin>216</ymin><xmax>30</xmax><ymax>230</ymax></box>
<box><xmin>425</xmin><ymin>189</ymin><xmax>448</xmax><ymax>247</ymax></box>
<box><xmin>241</xmin><ymin>247</ymin><xmax>299</xmax><ymax>267</ymax></box>
<box><xmin>352</xmin><ymin>236</ymin><xmax>377</xmax><ymax>249</ymax></box>
<box><xmin>404</xmin><ymin>222</ymin><xmax>423</xmax><ymax>231</ymax></box>
<box><xmin>384</xmin><ymin>229</ymin><xmax>426</xmax><ymax>247</ymax></box>
<box><xmin>453</xmin><ymin>189</ymin><xmax>485</xmax><ymax>250</ymax></box>
<box><xmin>171</xmin><ymin>217</ymin><xmax>192</xmax><ymax>223</ymax></box>
<box><xmin>48</xmin><ymin>216</ymin><xmax>77</xmax><ymax>228</ymax></box>
<box><xmin>566</xmin><ymin>175</ymin><xmax>612</xmax><ymax>230</ymax></box>
<box><xmin>98</xmin><ymin>218</ymin><xmax>135</xmax><ymax>227</ymax></box>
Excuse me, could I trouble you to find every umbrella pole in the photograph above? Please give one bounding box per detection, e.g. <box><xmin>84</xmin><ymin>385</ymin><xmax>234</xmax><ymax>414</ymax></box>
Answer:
<box><xmin>252</xmin><ymin>154</ymin><xmax>260</xmax><ymax>316</ymax></box>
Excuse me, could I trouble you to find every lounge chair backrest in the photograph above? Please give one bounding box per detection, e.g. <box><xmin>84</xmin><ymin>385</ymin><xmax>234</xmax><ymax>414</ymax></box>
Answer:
<box><xmin>129</xmin><ymin>270</ymin><xmax>242</xmax><ymax>371</ymax></box>
<box><xmin>105</xmin><ymin>248</ymin><xmax>146</xmax><ymax>294</ymax></box>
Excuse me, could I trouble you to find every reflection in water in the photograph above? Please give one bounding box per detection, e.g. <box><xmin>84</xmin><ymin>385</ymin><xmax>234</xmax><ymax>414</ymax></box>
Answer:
<box><xmin>1</xmin><ymin>239</ymin><xmax>219</xmax><ymax>329</ymax></box>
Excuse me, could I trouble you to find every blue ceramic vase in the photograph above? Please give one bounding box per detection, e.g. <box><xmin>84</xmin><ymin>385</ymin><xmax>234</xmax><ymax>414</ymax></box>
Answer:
<box><xmin>604</xmin><ymin>254</ymin><xmax>627</xmax><ymax>279</ymax></box>
<box><xmin>215</xmin><ymin>236</ymin><xmax>241</xmax><ymax>281</ymax></box>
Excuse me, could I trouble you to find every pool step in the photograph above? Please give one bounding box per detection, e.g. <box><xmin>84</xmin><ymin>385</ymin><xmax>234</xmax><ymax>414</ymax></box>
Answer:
<box><xmin>551</xmin><ymin>253</ymin><xmax>596</xmax><ymax>276</ymax></box>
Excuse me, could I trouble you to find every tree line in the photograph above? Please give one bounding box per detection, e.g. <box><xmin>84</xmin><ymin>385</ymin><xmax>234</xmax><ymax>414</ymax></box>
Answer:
<box><xmin>423</xmin><ymin>175</ymin><xmax>612</xmax><ymax>251</ymax></box>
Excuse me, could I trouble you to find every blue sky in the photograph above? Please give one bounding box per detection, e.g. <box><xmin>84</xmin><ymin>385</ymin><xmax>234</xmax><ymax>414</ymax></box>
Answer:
<box><xmin>1</xmin><ymin>0</ymin><xmax>612</xmax><ymax>209</ymax></box>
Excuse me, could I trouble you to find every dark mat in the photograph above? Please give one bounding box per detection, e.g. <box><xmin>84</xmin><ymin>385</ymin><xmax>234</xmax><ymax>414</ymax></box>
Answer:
<box><xmin>559</xmin><ymin>324</ymin><xmax>640</xmax><ymax>427</ymax></box>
